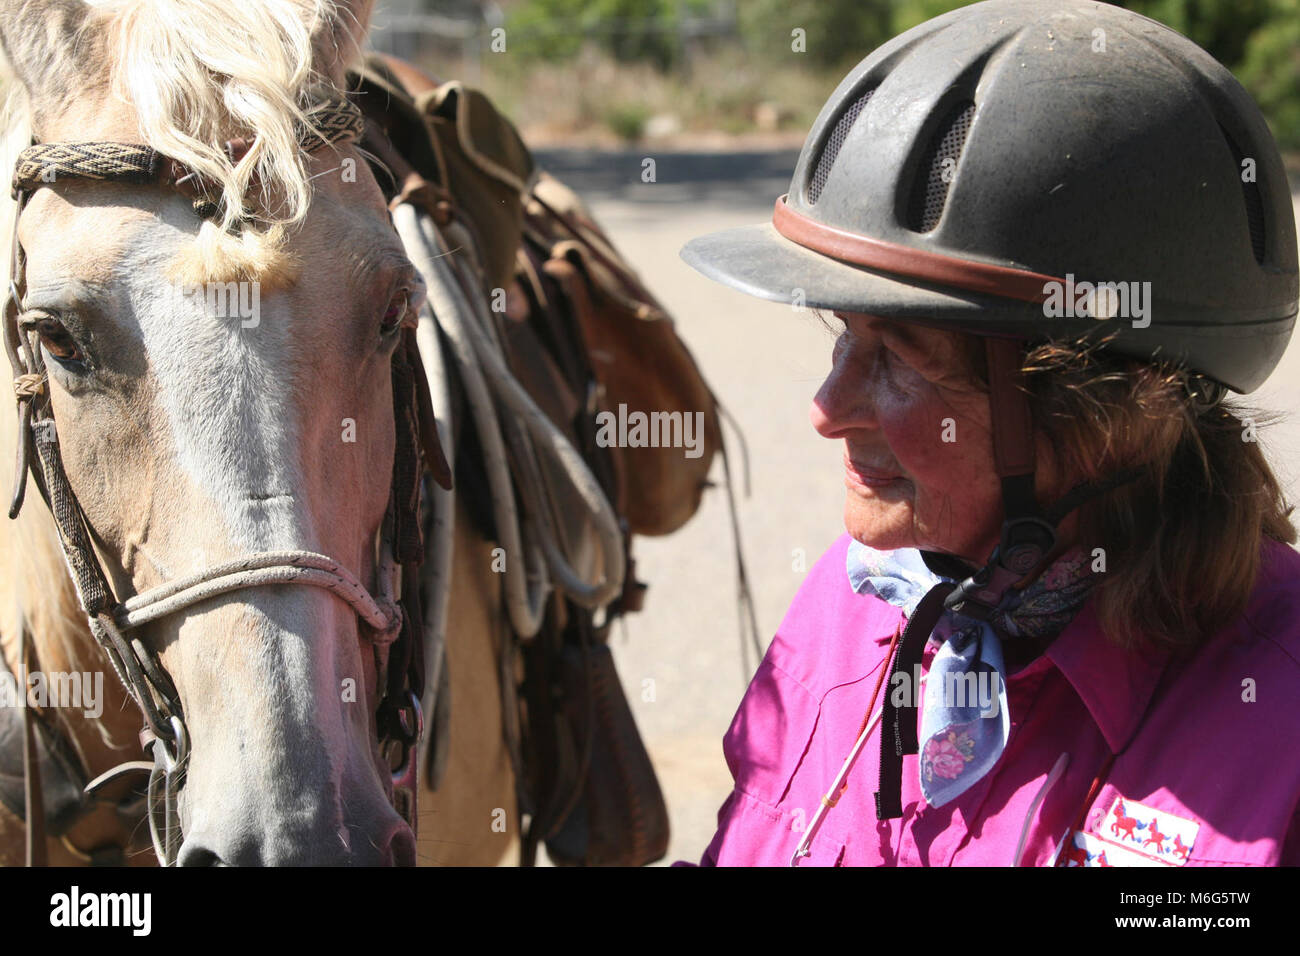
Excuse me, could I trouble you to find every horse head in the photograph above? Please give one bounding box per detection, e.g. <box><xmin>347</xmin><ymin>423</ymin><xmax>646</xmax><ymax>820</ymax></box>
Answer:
<box><xmin>0</xmin><ymin>0</ymin><xmax>431</xmax><ymax>865</ymax></box>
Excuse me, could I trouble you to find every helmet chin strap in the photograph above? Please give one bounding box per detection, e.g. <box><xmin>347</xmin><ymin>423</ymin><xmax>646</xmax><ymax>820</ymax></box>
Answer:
<box><xmin>938</xmin><ymin>337</ymin><xmax>1142</xmax><ymax>621</ymax></box>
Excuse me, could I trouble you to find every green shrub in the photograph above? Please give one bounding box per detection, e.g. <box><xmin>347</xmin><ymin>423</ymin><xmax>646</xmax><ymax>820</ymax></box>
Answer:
<box><xmin>505</xmin><ymin>0</ymin><xmax>713</xmax><ymax>71</ymax></box>
<box><xmin>737</xmin><ymin>0</ymin><xmax>894</xmax><ymax>69</ymax></box>
<box><xmin>604</xmin><ymin>101</ymin><xmax>652</xmax><ymax>141</ymax></box>
<box><xmin>1236</xmin><ymin>0</ymin><xmax>1300</xmax><ymax>149</ymax></box>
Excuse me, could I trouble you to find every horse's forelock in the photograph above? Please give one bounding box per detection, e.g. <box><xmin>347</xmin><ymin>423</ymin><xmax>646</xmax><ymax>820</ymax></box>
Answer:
<box><xmin>97</xmin><ymin>0</ymin><xmax>352</xmax><ymax>276</ymax></box>
<box><xmin>1</xmin><ymin>1</ymin><xmax>367</xmax><ymax>283</ymax></box>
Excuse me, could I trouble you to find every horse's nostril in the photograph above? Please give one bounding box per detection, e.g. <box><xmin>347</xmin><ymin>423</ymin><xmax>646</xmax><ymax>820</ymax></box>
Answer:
<box><xmin>388</xmin><ymin>823</ymin><xmax>417</xmax><ymax>867</ymax></box>
<box><xmin>176</xmin><ymin>818</ymin><xmax>413</xmax><ymax>866</ymax></box>
<box><xmin>177</xmin><ymin>843</ymin><xmax>226</xmax><ymax>867</ymax></box>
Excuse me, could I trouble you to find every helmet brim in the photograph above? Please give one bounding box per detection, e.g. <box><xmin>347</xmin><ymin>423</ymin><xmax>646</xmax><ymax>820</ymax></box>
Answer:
<box><xmin>679</xmin><ymin>221</ymin><xmax>1295</xmax><ymax>393</ymax></box>
<box><xmin>680</xmin><ymin>221</ymin><xmax>1047</xmax><ymax>330</ymax></box>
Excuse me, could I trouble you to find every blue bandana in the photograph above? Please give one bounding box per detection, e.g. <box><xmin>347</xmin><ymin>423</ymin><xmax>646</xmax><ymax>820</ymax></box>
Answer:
<box><xmin>847</xmin><ymin>540</ymin><xmax>1095</xmax><ymax>808</ymax></box>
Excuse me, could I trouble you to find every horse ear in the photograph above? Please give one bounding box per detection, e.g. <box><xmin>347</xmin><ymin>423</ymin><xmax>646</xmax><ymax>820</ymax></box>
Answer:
<box><xmin>312</xmin><ymin>0</ymin><xmax>375</xmax><ymax>87</ymax></box>
<box><xmin>0</xmin><ymin>0</ymin><xmax>99</xmax><ymax>126</ymax></box>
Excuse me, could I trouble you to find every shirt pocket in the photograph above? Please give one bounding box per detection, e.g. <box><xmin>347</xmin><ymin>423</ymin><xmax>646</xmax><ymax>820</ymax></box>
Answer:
<box><xmin>792</xmin><ymin>815</ymin><xmax>849</xmax><ymax>867</ymax></box>
<box><xmin>724</xmin><ymin>660</ymin><xmax>824</xmax><ymax>806</ymax></box>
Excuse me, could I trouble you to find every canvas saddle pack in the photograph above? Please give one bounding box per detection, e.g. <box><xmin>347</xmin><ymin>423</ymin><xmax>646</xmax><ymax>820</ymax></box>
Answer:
<box><xmin>348</xmin><ymin>54</ymin><xmax>728</xmax><ymax>866</ymax></box>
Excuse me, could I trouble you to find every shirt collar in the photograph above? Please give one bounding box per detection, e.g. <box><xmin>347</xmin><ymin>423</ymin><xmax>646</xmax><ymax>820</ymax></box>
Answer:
<box><xmin>1043</xmin><ymin>596</ymin><xmax>1172</xmax><ymax>753</ymax></box>
<box><xmin>850</xmin><ymin>539</ymin><xmax>1170</xmax><ymax>750</ymax></box>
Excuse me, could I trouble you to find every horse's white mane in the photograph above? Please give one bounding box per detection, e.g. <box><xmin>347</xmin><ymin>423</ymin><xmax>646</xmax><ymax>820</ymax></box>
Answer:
<box><xmin>0</xmin><ymin>0</ymin><xmax>357</xmax><ymax>675</ymax></box>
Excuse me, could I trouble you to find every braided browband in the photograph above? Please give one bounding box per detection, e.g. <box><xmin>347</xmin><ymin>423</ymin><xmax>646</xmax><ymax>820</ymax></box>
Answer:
<box><xmin>10</xmin><ymin>93</ymin><xmax>364</xmax><ymax>214</ymax></box>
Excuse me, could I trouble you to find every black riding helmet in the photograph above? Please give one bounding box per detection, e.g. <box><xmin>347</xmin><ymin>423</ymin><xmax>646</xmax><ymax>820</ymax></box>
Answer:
<box><xmin>681</xmin><ymin>0</ymin><xmax>1299</xmax><ymax>617</ymax></box>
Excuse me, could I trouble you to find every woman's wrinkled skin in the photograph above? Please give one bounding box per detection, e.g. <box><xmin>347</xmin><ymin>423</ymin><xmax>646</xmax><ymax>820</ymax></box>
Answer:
<box><xmin>810</xmin><ymin>312</ymin><xmax>1075</xmax><ymax>566</ymax></box>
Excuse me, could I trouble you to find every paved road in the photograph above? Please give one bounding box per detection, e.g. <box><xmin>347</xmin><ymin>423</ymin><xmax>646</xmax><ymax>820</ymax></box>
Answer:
<box><xmin>533</xmin><ymin>149</ymin><xmax>1300</xmax><ymax>866</ymax></box>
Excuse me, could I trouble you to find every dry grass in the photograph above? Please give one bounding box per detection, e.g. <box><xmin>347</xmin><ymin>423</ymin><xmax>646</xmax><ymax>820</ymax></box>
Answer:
<box><xmin>421</xmin><ymin>45</ymin><xmax>839</xmax><ymax>148</ymax></box>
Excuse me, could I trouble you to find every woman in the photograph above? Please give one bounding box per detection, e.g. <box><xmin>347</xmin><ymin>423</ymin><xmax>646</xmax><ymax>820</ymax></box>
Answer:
<box><xmin>680</xmin><ymin>0</ymin><xmax>1300</xmax><ymax>866</ymax></box>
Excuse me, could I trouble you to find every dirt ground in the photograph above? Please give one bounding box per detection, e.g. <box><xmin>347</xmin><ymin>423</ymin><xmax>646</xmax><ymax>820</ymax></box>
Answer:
<box><xmin>535</xmin><ymin>149</ymin><xmax>1300</xmax><ymax>866</ymax></box>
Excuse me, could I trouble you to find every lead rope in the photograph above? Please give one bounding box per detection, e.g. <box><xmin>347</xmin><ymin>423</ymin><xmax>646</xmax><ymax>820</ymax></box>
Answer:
<box><xmin>791</xmin><ymin>620</ymin><xmax>905</xmax><ymax>865</ymax></box>
<box><xmin>712</xmin><ymin>395</ymin><xmax>763</xmax><ymax>679</ymax></box>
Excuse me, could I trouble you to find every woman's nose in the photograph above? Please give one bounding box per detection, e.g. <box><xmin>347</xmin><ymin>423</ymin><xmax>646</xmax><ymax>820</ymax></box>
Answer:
<box><xmin>810</xmin><ymin>356</ymin><xmax>874</xmax><ymax>439</ymax></box>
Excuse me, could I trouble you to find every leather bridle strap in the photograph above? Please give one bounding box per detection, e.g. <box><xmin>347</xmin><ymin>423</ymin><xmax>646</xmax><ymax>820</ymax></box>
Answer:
<box><xmin>10</xmin><ymin>95</ymin><xmax>364</xmax><ymax>218</ymax></box>
<box><xmin>19</xmin><ymin>630</ymin><xmax>47</xmax><ymax>866</ymax></box>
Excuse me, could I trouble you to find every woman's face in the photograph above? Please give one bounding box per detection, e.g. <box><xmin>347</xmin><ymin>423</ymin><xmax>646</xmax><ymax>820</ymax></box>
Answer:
<box><xmin>810</xmin><ymin>312</ymin><xmax>1027</xmax><ymax>564</ymax></box>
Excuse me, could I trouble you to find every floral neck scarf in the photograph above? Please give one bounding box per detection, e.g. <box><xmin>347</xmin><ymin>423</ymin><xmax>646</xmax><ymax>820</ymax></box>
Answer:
<box><xmin>847</xmin><ymin>540</ymin><xmax>1096</xmax><ymax>808</ymax></box>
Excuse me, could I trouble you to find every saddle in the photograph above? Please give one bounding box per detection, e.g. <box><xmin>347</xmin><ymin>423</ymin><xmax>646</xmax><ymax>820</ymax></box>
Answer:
<box><xmin>349</xmin><ymin>54</ymin><xmax>725</xmax><ymax>866</ymax></box>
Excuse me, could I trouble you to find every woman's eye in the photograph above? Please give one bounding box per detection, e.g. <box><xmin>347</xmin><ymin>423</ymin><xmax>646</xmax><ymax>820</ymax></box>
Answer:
<box><xmin>31</xmin><ymin>317</ymin><xmax>84</xmax><ymax>364</ymax></box>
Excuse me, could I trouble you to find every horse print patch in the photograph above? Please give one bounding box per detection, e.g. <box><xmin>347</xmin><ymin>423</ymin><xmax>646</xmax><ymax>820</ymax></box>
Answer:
<box><xmin>1058</xmin><ymin>828</ymin><xmax>1166</xmax><ymax>867</ymax></box>
<box><xmin>1057</xmin><ymin>796</ymin><xmax>1199</xmax><ymax>866</ymax></box>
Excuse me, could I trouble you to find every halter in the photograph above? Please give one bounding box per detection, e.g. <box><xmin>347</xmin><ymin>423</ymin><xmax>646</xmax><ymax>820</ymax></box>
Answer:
<box><xmin>3</xmin><ymin>92</ymin><xmax>439</xmax><ymax>865</ymax></box>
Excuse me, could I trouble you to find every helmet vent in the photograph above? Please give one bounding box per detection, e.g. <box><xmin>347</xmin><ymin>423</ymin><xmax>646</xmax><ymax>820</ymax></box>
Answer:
<box><xmin>907</xmin><ymin>101</ymin><xmax>976</xmax><ymax>233</ymax></box>
<box><xmin>1218</xmin><ymin>124</ymin><xmax>1267</xmax><ymax>265</ymax></box>
<box><xmin>808</xmin><ymin>88</ymin><xmax>875</xmax><ymax>204</ymax></box>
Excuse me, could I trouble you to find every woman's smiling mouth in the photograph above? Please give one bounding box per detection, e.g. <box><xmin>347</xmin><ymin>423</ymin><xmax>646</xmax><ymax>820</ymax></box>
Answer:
<box><xmin>844</xmin><ymin>452</ymin><xmax>904</xmax><ymax>491</ymax></box>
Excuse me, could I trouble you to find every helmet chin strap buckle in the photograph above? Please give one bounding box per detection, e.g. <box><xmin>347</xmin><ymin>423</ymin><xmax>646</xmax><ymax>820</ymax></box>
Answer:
<box><xmin>944</xmin><ymin>515</ymin><xmax>1056</xmax><ymax>621</ymax></box>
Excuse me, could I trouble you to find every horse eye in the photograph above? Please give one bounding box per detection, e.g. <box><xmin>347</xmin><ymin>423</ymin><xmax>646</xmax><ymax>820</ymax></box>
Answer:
<box><xmin>380</xmin><ymin>289</ymin><xmax>409</xmax><ymax>335</ymax></box>
<box><xmin>31</xmin><ymin>317</ymin><xmax>85</xmax><ymax>364</ymax></box>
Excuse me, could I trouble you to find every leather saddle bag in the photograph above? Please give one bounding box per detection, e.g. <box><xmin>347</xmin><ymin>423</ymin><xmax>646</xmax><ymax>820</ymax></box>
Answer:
<box><xmin>516</xmin><ymin>173</ymin><xmax>722</xmax><ymax>537</ymax></box>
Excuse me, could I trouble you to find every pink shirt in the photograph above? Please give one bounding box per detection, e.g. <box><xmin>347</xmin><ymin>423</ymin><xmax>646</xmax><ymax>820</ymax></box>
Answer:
<box><xmin>693</xmin><ymin>534</ymin><xmax>1300</xmax><ymax>866</ymax></box>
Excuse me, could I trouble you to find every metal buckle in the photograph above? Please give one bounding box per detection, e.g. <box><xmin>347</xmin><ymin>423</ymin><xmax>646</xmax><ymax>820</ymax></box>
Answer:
<box><xmin>945</xmin><ymin>516</ymin><xmax>1056</xmax><ymax>620</ymax></box>
<box><xmin>145</xmin><ymin>715</ymin><xmax>189</xmax><ymax>866</ymax></box>
<box><xmin>387</xmin><ymin>690</ymin><xmax>423</xmax><ymax>833</ymax></box>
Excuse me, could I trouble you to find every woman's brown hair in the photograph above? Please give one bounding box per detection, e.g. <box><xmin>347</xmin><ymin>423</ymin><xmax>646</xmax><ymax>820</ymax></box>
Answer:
<box><xmin>985</xmin><ymin>334</ymin><xmax>1296</xmax><ymax>654</ymax></box>
<box><xmin>819</xmin><ymin>311</ymin><xmax>1294</xmax><ymax>653</ymax></box>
